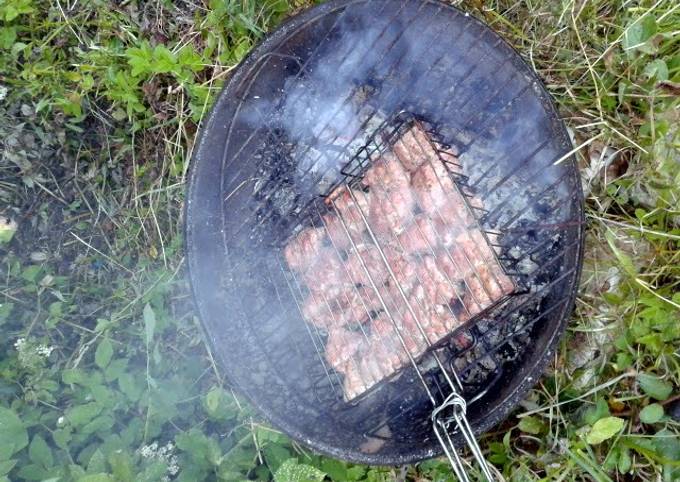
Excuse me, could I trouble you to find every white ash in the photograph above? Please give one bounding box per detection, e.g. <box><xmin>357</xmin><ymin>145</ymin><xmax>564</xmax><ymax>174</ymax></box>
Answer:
<box><xmin>517</xmin><ymin>256</ymin><xmax>538</xmax><ymax>275</ymax></box>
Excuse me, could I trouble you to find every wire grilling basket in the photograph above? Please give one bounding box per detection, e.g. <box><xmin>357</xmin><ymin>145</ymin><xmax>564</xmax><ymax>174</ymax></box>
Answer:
<box><xmin>186</xmin><ymin>0</ymin><xmax>584</xmax><ymax>474</ymax></box>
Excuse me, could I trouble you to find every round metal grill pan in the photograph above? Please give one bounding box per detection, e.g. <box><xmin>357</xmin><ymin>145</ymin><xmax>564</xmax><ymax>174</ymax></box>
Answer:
<box><xmin>186</xmin><ymin>0</ymin><xmax>584</xmax><ymax>465</ymax></box>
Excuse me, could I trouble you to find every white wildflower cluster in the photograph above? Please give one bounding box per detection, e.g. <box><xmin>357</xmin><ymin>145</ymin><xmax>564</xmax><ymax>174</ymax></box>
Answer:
<box><xmin>36</xmin><ymin>345</ymin><xmax>55</xmax><ymax>357</ymax></box>
<box><xmin>14</xmin><ymin>337</ymin><xmax>55</xmax><ymax>367</ymax></box>
<box><xmin>138</xmin><ymin>441</ymin><xmax>180</xmax><ymax>480</ymax></box>
<box><xmin>0</xmin><ymin>85</ymin><xmax>7</xmax><ymax>101</ymax></box>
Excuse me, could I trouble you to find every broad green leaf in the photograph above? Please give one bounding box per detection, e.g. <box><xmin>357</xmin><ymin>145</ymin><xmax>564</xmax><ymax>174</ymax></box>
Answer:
<box><xmin>583</xmin><ymin>398</ymin><xmax>610</xmax><ymax>426</ymax></box>
<box><xmin>643</xmin><ymin>59</ymin><xmax>669</xmax><ymax>81</ymax></box>
<box><xmin>0</xmin><ymin>26</ymin><xmax>17</xmax><ymax>49</ymax></box>
<box><xmin>205</xmin><ymin>386</ymin><xmax>222</xmax><ymax>416</ymax></box>
<box><xmin>143</xmin><ymin>303</ymin><xmax>155</xmax><ymax>345</ymax></box>
<box><xmin>0</xmin><ymin>302</ymin><xmax>13</xmax><ymax>326</ymax></box>
<box><xmin>639</xmin><ymin>403</ymin><xmax>664</xmax><ymax>424</ymax></box>
<box><xmin>126</xmin><ymin>42</ymin><xmax>153</xmax><ymax>77</ymax></box>
<box><xmin>0</xmin><ymin>460</ymin><xmax>17</xmax><ymax>477</ymax></box>
<box><xmin>138</xmin><ymin>460</ymin><xmax>167</xmax><ymax>482</ymax></box>
<box><xmin>263</xmin><ymin>444</ymin><xmax>292</xmax><ymax>474</ymax></box>
<box><xmin>15</xmin><ymin>463</ymin><xmax>51</xmax><ymax>481</ymax></box>
<box><xmin>151</xmin><ymin>45</ymin><xmax>178</xmax><ymax>74</ymax></box>
<box><xmin>346</xmin><ymin>466</ymin><xmax>367</xmax><ymax>480</ymax></box>
<box><xmin>28</xmin><ymin>435</ymin><xmax>53</xmax><ymax>468</ymax></box>
<box><xmin>586</xmin><ymin>416</ymin><xmax>625</xmax><ymax>444</ymax></box>
<box><xmin>178</xmin><ymin>46</ymin><xmax>205</xmax><ymax>73</ymax></box>
<box><xmin>518</xmin><ymin>416</ymin><xmax>544</xmax><ymax>435</ymax></box>
<box><xmin>62</xmin><ymin>368</ymin><xmax>86</xmax><ymax>385</ymax></box>
<box><xmin>77</xmin><ymin>474</ymin><xmax>114</xmax><ymax>482</ymax></box>
<box><xmin>274</xmin><ymin>459</ymin><xmax>325</xmax><ymax>482</ymax></box>
<box><xmin>618</xmin><ymin>448</ymin><xmax>632</xmax><ymax>474</ymax></box>
<box><xmin>118</xmin><ymin>373</ymin><xmax>142</xmax><ymax>401</ymax></box>
<box><xmin>0</xmin><ymin>407</ymin><xmax>28</xmax><ymax>456</ymax></box>
<box><xmin>623</xmin><ymin>14</ymin><xmax>657</xmax><ymax>53</ymax></box>
<box><xmin>108</xmin><ymin>450</ymin><xmax>134</xmax><ymax>482</ymax></box>
<box><xmin>0</xmin><ymin>444</ymin><xmax>13</xmax><ymax>461</ymax></box>
<box><xmin>52</xmin><ymin>429</ymin><xmax>71</xmax><ymax>450</ymax></box>
<box><xmin>87</xmin><ymin>449</ymin><xmax>107</xmax><ymax>473</ymax></box>
<box><xmin>95</xmin><ymin>338</ymin><xmax>113</xmax><ymax>369</ymax></box>
<box><xmin>21</xmin><ymin>265</ymin><xmax>42</xmax><ymax>283</ymax></box>
<box><xmin>66</xmin><ymin>402</ymin><xmax>101</xmax><ymax>427</ymax></box>
<box><xmin>653</xmin><ymin>429</ymin><xmax>680</xmax><ymax>464</ymax></box>
<box><xmin>638</xmin><ymin>373</ymin><xmax>673</xmax><ymax>401</ymax></box>
<box><xmin>319</xmin><ymin>458</ymin><xmax>346</xmax><ymax>480</ymax></box>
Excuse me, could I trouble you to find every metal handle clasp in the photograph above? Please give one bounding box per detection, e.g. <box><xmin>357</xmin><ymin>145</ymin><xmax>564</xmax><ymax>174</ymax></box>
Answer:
<box><xmin>431</xmin><ymin>392</ymin><xmax>495</xmax><ymax>482</ymax></box>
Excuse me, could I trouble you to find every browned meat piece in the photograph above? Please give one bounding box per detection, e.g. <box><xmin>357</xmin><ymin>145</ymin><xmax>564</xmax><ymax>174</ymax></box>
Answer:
<box><xmin>363</xmin><ymin>152</ymin><xmax>410</xmax><ymax>191</ymax></box>
<box><xmin>359</xmin><ymin>354</ymin><xmax>384</xmax><ymax>387</ymax></box>
<box><xmin>403</xmin><ymin>284</ymin><xmax>449</xmax><ymax>341</ymax></box>
<box><xmin>391</xmin><ymin>122</ymin><xmax>443</xmax><ymax>173</ymax></box>
<box><xmin>302</xmin><ymin>286</ymin><xmax>380</xmax><ymax>330</ymax></box>
<box><xmin>334</xmin><ymin>286</ymin><xmax>382</xmax><ymax>327</ymax></box>
<box><xmin>301</xmin><ymin>291</ymin><xmax>335</xmax><ymax>329</ymax></box>
<box><xmin>346</xmin><ymin>244</ymin><xmax>388</xmax><ymax>287</ymax></box>
<box><xmin>416</xmin><ymin>255</ymin><xmax>458</xmax><ymax>305</ymax></box>
<box><xmin>325</xmin><ymin>327</ymin><xmax>365</xmax><ymax>371</ymax></box>
<box><xmin>397</xmin><ymin>216</ymin><xmax>437</xmax><ymax>254</ymax></box>
<box><xmin>436</xmin><ymin>198</ymin><xmax>474</xmax><ymax>239</ymax></box>
<box><xmin>459</xmin><ymin>229</ymin><xmax>496</xmax><ymax>265</ymax></box>
<box><xmin>321</xmin><ymin>213</ymin><xmax>354</xmax><ymax>251</ymax></box>
<box><xmin>303</xmin><ymin>248</ymin><xmax>353</xmax><ymax>299</ymax></box>
<box><xmin>329</xmin><ymin>330</ymin><xmax>387</xmax><ymax>399</ymax></box>
<box><xmin>395</xmin><ymin>213</ymin><xmax>465</xmax><ymax>254</ymax></box>
<box><xmin>325</xmin><ymin>186</ymin><xmax>369</xmax><ymax>241</ymax></box>
<box><xmin>438</xmin><ymin>245</ymin><xmax>492</xmax><ymax>310</ymax></box>
<box><xmin>367</xmin><ymin>189</ymin><xmax>414</xmax><ymax>238</ymax></box>
<box><xmin>370</xmin><ymin>316</ymin><xmax>407</xmax><ymax>368</ymax></box>
<box><xmin>497</xmin><ymin>268</ymin><xmax>515</xmax><ymax>296</ymax></box>
<box><xmin>453</xmin><ymin>230</ymin><xmax>513</xmax><ymax>300</ymax></box>
<box><xmin>411</xmin><ymin>158</ymin><xmax>456</xmax><ymax>215</ymax></box>
<box><xmin>284</xmin><ymin>227</ymin><xmax>327</xmax><ymax>272</ymax></box>
<box><xmin>339</xmin><ymin>361</ymin><xmax>366</xmax><ymax>399</ymax></box>
<box><xmin>364</xmin><ymin>153</ymin><xmax>415</xmax><ymax>237</ymax></box>
<box><xmin>385</xmin><ymin>246</ymin><xmax>418</xmax><ymax>293</ymax></box>
<box><xmin>392</xmin><ymin>130</ymin><xmax>425</xmax><ymax>172</ymax></box>
<box><xmin>432</xmin><ymin>304</ymin><xmax>461</xmax><ymax>340</ymax></box>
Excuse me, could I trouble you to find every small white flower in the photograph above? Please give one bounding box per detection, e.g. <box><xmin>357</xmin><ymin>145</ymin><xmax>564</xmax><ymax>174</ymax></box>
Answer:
<box><xmin>138</xmin><ymin>440</ymin><xmax>180</xmax><ymax>479</ymax></box>
<box><xmin>36</xmin><ymin>345</ymin><xmax>55</xmax><ymax>357</ymax></box>
<box><xmin>0</xmin><ymin>85</ymin><xmax>7</xmax><ymax>101</ymax></box>
<box><xmin>139</xmin><ymin>442</ymin><xmax>159</xmax><ymax>459</ymax></box>
<box><xmin>57</xmin><ymin>416</ymin><xmax>65</xmax><ymax>425</ymax></box>
<box><xmin>168</xmin><ymin>456</ymin><xmax>180</xmax><ymax>475</ymax></box>
<box><xmin>14</xmin><ymin>338</ymin><xmax>26</xmax><ymax>350</ymax></box>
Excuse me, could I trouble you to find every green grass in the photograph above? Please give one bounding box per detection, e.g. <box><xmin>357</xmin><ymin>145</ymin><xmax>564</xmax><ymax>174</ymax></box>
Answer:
<box><xmin>0</xmin><ymin>0</ymin><xmax>678</xmax><ymax>480</ymax></box>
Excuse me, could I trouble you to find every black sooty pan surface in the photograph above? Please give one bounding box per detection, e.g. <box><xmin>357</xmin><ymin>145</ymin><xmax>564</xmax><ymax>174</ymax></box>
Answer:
<box><xmin>185</xmin><ymin>0</ymin><xmax>585</xmax><ymax>466</ymax></box>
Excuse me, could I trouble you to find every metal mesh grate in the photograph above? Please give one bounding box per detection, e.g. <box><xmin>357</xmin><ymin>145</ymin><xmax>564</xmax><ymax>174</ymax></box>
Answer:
<box><xmin>186</xmin><ymin>0</ymin><xmax>584</xmax><ymax>465</ymax></box>
<box><xmin>279</xmin><ymin>113</ymin><xmax>520</xmax><ymax>402</ymax></box>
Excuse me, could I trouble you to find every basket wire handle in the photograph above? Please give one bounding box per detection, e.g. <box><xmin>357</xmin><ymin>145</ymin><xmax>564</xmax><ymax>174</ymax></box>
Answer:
<box><xmin>339</xmin><ymin>189</ymin><xmax>496</xmax><ymax>482</ymax></box>
<box><xmin>432</xmin><ymin>392</ymin><xmax>495</xmax><ymax>481</ymax></box>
